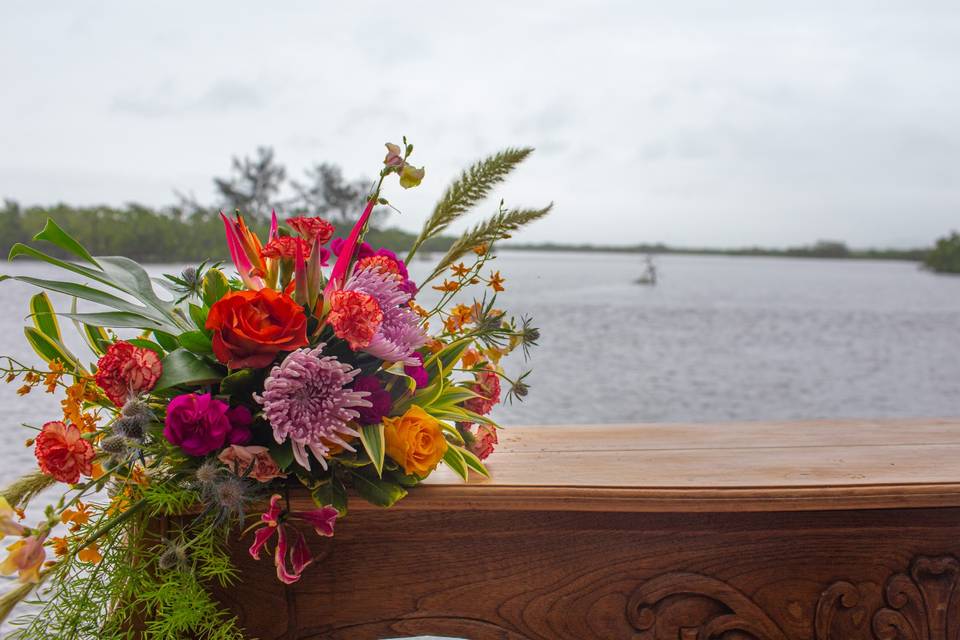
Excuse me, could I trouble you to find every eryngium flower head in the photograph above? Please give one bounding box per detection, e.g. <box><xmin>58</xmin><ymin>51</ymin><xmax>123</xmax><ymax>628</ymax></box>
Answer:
<box><xmin>254</xmin><ymin>345</ymin><xmax>370</xmax><ymax>471</ymax></box>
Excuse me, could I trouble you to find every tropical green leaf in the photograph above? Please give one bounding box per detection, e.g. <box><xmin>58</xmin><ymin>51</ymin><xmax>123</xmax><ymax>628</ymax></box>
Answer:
<box><xmin>81</xmin><ymin>323</ymin><xmax>112</xmax><ymax>356</ymax></box>
<box><xmin>61</xmin><ymin>311</ymin><xmax>167</xmax><ymax>330</ymax></box>
<box><xmin>268</xmin><ymin>440</ymin><xmax>295</xmax><ymax>471</ymax></box>
<box><xmin>311</xmin><ymin>478</ymin><xmax>348</xmax><ymax>516</ymax></box>
<box><xmin>23</xmin><ymin>327</ymin><xmax>80</xmax><ymax>373</ymax></box>
<box><xmin>438</xmin><ymin>421</ymin><xmax>465</xmax><ymax>444</ymax></box>
<box><xmin>153</xmin><ymin>331</ymin><xmax>180</xmax><ymax>352</ymax></box>
<box><xmin>178</xmin><ymin>330</ymin><xmax>213</xmax><ymax>353</ymax></box>
<box><xmin>358</xmin><ymin>423</ymin><xmax>386</xmax><ymax>477</ymax></box>
<box><xmin>154</xmin><ymin>348</ymin><xmax>223</xmax><ymax>390</ymax></box>
<box><xmin>349</xmin><ymin>468</ymin><xmax>407</xmax><ymax>508</ymax></box>
<box><xmin>29</xmin><ymin>292</ymin><xmax>61</xmax><ymax>341</ymax></box>
<box><xmin>7</xmin><ymin>244</ymin><xmax>109</xmax><ymax>288</ymax></box>
<box><xmin>0</xmin><ymin>275</ymin><xmax>161</xmax><ymax>319</ymax></box>
<box><xmin>188</xmin><ymin>304</ymin><xmax>209</xmax><ymax>333</ymax></box>
<box><xmin>456</xmin><ymin>445</ymin><xmax>490</xmax><ymax>478</ymax></box>
<box><xmin>127</xmin><ymin>338</ymin><xmax>164</xmax><ymax>355</ymax></box>
<box><xmin>442</xmin><ymin>446</ymin><xmax>468</xmax><ymax>481</ymax></box>
<box><xmin>33</xmin><ymin>218</ymin><xmax>99</xmax><ymax>266</ymax></box>
<box><xmin>220</xmin><ymin>368</ymin><xmax>257</xmax><ymax>396</ymax></box>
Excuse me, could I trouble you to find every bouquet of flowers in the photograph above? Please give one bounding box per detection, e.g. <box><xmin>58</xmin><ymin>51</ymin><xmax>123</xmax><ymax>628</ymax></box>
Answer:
<box><xmin>0</xmin><ymin>142</ymin><xmax>549</xmax><ymax>639</ymax></box>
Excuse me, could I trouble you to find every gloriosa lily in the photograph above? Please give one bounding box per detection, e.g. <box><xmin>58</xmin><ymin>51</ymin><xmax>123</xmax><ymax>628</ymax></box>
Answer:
<box><xmin>247</xmin><ymin>494</ymin><xmax>337</xmax><ymax>584</ymax></box>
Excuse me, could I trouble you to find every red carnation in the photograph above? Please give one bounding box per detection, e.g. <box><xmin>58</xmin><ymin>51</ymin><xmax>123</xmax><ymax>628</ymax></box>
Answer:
<box><xmin>95</xmin><ymin>341</ymin><xmax>162</xmax><ymax>406</ymax></box>
<box><xmin>326</xmin><ymin>290</ymin><xmax>383</xmax><ymax>350</ymax></box>
<box><xmin>287</xmin><ymin>216</ymin><xmax>334</xmax><ymax>245</ymax></box>
<box><xmin>261</xmin><ymin>236</ymin><xmax>312</xmax><ymax>261</ymax></box>
<box><xmin>35</xmin><ymin>421</ymin><xmax>95</xmax><ymax>484</ymax></box>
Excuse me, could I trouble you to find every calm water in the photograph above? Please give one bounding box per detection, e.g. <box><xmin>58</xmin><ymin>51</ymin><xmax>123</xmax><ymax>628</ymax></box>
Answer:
<box><xmin>0</xmin><ymin>251</ymin><xmax>958</xmax><ymax>634</ymax></box>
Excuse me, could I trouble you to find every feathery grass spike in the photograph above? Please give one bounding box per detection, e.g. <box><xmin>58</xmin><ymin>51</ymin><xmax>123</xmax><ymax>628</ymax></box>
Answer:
<box><xmin>425</xmin><ymin>204</ymin><xmax>553</xmax><ymax>283</ymax></box>
<box><xmin>405</xmin><ymin>147</ymin><xmax>533</xmax><ymax>262</ymax></box>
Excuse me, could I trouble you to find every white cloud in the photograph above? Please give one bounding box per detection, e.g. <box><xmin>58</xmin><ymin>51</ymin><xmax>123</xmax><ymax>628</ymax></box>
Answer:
<box><xmin>2</xmin><ymin>1</ymin><xmax>960</xmax><ymax>247</ymax></box>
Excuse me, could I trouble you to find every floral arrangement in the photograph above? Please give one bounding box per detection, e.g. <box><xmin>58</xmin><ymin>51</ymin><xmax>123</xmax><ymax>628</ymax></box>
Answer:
<box><xmin>0</xmin><ymin>142</ymin><xmax>549</xmax><ymax>639</ymax></box>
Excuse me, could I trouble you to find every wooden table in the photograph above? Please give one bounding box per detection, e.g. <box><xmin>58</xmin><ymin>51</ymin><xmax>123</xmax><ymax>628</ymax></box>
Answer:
<box><xmin>213</xmin><ymin>418</ymin><xmax>960</xmax><ymax>639</ymax></box>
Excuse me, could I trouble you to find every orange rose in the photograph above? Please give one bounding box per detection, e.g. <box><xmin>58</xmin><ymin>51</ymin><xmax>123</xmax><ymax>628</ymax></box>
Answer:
<box><xmin>383</xmin><ymin>405</ymin><xmax>448</xmax><ymax>477</ymax></box>
<box><xmin>206</xmin><ymin>289</ymin><xmax>309</xmax><ymax>369</ymax></box>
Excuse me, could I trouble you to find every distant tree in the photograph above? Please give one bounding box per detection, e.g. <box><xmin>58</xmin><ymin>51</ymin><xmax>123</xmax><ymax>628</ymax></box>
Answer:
<box><xmin>290</xmin><ymin>163</ymin><xmax>388</xmax><ymax>230</ymax></box>
<box><xmin>785</xmin><ymin>240</ymin><xmax>850</xmax><ymax>259</ymax></box>
<box><xmin>924</xmin><ymin>231</ymin><xmax>960</xmax><ymax>274</ymax></box>
<box><xmin>213</xmin><ymin>146</ymin><xmax>287</xmax><ymax>220</ymax></box>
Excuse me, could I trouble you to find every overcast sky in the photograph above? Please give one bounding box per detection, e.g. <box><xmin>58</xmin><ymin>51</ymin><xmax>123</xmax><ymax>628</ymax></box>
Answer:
<box><xmin>3</xmin><ymin>2</ymin><xmax>960</xmax><ymax>248</ymax></box>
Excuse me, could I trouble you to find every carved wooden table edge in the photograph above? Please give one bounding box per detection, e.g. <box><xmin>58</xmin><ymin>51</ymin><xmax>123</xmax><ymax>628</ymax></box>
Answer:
<box><xmin>291</xmin><ymin>482</ymin><xmax>960</xmax><ymax>513</ymax></box>
<box><xmin>208</xmin><ymin>419</ymin><xmax>960</xmax><ymax>640</ymax></box>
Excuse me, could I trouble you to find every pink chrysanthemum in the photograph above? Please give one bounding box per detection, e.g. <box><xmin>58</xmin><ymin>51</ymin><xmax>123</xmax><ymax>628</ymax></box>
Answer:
<box><xmin>254</xmin><ymin>345</ymin><xmax>371</xmax><ymax>470</ymax></box>
<box><xmin>345</xmin><ymin>265</ymin><xmax>428</xmax><ymax>365</ymax></box>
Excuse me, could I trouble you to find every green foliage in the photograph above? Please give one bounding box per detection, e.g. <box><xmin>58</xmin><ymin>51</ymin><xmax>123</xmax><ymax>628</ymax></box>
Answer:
<box><xmin>425</xmin><ymin>204</ymin><xmax>553</xmax><ymax>283</ymax></box>
<box><xmin>406</xmin><ymin>147</ymin><xmax>534</xmax><ymax>261</ymax></box>
<box><xmin>153</xmin><ymin>349</ymin><xmax>223</xmax><ymax>391</ymax></box>
<box><xmin>924</xmin><ymin>231</ymin><xmax>960</xmax><ymax>274</ymax></box>
<box><xmin>9</xmin><ymin>507</ymin><xmax>246</xmax><ymax>640</ymax></box>
<box><xmin>358</xmin><ymin>423</ymin><xmax>386</xmax><ymax>477</ymax></box>
<box><xmin>349</xmin><ymin>467</ymin><xmax>407</xmax><ymax>508</ymax></box>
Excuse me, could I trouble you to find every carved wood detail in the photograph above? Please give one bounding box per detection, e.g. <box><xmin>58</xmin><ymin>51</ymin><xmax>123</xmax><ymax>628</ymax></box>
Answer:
<box><xmin>627</xmin><ymin>571</ymin><xmax>790</xmax><ymax>640</ymax></box>
<box><xmin>815</xmin><ymin>555</ymin><xmax>960</xmax><ymax>640</ymax></box>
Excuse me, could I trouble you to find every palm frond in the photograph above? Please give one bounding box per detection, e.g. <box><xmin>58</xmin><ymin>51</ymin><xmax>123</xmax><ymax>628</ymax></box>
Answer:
<box><xmin>405</xmin><ymin>147</ymin><xmax>534</xmax><ymax>262</ymax></box>
<box><xmin>424</xmin><ymin>204</ymin><xmax>553</xmax><ymax>284</ymax></box>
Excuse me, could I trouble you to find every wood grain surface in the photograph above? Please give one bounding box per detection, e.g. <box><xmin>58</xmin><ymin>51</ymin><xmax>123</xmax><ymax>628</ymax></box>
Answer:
<box><xmin>202</xmin><ymin>419</ymin><xmax>960</xmax><ymax>639</ymax></box>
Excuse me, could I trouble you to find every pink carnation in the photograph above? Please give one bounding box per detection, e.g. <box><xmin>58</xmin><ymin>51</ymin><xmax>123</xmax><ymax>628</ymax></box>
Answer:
<box><xmin>95</xmin><ymin>341</ymin><xmax>162</xmax><ymax>406</ymax></box>
<box><xmin>464</xmin><ymin>368</ymin><xmax>501</xmax><ymax>416</ymax></box>
<box><xmin>218</xmin><ymin>445</ymin><xmax>286</xmax><ymax>483</ymax></box>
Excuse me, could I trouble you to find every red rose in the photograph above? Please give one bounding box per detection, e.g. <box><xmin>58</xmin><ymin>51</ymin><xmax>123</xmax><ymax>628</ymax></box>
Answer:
<box><xmin>287</xmin><ymin>216</ymin><xmax>334</xmax><ymax>245</ymax></box>
<box><xmin>206</xmin><ymin>289</ymin><xmax>309</xmax><ymax>369</ymax></box>
<box><xmin>35</xmin><ymin>421</ymin><xmax>95</xmax><ymax>484</ymax></box>
<box><xmin>95</xmin><ymin>341</ymin><xmax>162</xmax><ymax>406</ymax></box>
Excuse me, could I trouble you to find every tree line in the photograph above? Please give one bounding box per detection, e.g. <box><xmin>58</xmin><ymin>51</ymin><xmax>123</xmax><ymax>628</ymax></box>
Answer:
<box><xmin>0</xmin><ymin>147</ymin><xmax>453</xmax><ymax>263</ymax></box>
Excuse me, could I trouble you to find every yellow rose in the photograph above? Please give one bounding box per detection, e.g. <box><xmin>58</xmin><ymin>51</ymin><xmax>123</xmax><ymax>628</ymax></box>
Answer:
<box><xmin>383</xmin><ymin>405</ymin><xmax>448</xmax><ymax>477</ymax></box>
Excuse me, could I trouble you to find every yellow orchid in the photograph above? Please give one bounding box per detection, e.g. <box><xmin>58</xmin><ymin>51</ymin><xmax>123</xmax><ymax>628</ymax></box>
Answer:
<box><xmin>0</xmin><ymin>535</ymin><xmax>46</xmax><ymax>583</ymax></box>
<box><xmin>0</xmin><ymin>498</ymin><xmax>25</xmax><ymax>537</ymax></box>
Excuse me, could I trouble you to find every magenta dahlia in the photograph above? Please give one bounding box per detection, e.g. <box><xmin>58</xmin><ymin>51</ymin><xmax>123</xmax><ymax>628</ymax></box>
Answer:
<box><xmin>254</xmin><ymin>345</ymin><xmax>371</xmax><ymax>470</ymax></box>
<box><xmin>344</xmin><ymin>265</ymin><xmax>427</xmax><ymax>365</ymax></box>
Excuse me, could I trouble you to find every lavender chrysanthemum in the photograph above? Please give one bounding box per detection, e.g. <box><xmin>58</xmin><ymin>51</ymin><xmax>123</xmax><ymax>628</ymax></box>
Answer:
<box><xmin>345</xmin><ymin>266</ymin><xmax>428</xmax><ymax>365</ymax></box>
<box><xmin>254</xmin><ymin>345</ymin><xmax>370</xmax><ymax>470</ymax></box>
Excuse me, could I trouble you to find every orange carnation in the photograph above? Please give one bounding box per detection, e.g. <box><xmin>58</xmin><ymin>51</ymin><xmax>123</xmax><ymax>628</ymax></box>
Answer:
<box><xmin>326</xmin><ymin>290</ymin><xmax>383</xmax><ymax>350</ymax></box>
<box><xmin>383</xmin><ymin>405</ymin><xmax>448</xmax><ymax>477</ymax></box>
<box><xmin>206</xmin><ymin>289</ymin><xmax>309</xmax><ymax>369</ymax></box>
<box><xmin>34</xmin><ymin>421</ymin><xmax>95</xmax><ymax>484</ymax></box>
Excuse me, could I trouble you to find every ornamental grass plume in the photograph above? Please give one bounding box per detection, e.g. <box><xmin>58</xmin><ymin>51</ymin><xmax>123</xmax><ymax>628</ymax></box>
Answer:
<box><xmin>344</xmin><ymin>264</ymin><xmax>428</xmax><ymax>365</ymax></box>
<box><xmin>255</xmin><ymin>345</ymin><xmax>371</xmax><ymax>470</ymax></box>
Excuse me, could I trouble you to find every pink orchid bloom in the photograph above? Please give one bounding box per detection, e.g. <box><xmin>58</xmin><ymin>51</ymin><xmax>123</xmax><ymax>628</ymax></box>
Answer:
<box><xmin>248</xmin><ymin>494</ymin><xmax>338</xmax><ymax>584</ymax></box>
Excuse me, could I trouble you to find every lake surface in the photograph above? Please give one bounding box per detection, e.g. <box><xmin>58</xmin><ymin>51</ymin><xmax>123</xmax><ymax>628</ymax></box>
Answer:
<box><xmin>0</xmin><ymin>251</ymin><xmax>958</xmax><ymax>634</ymax></box>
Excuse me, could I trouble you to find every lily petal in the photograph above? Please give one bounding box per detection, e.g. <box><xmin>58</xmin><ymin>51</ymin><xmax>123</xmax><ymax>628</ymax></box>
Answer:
<box><xmin>299</xmin><ymin>505</ymin><xmax>338</xmax><ymax>537</ymax></box>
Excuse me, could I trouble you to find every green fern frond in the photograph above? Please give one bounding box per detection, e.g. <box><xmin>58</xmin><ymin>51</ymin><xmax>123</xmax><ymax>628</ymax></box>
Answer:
<box><xmin>406</xmin><ymin>147</ymin><xmax>534</xmax><ymax>262</ymax></box>
<box><xmin>424</xmin><ymin>203</ymin><xmax>553</xmax><ymax>284</ymax></box>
